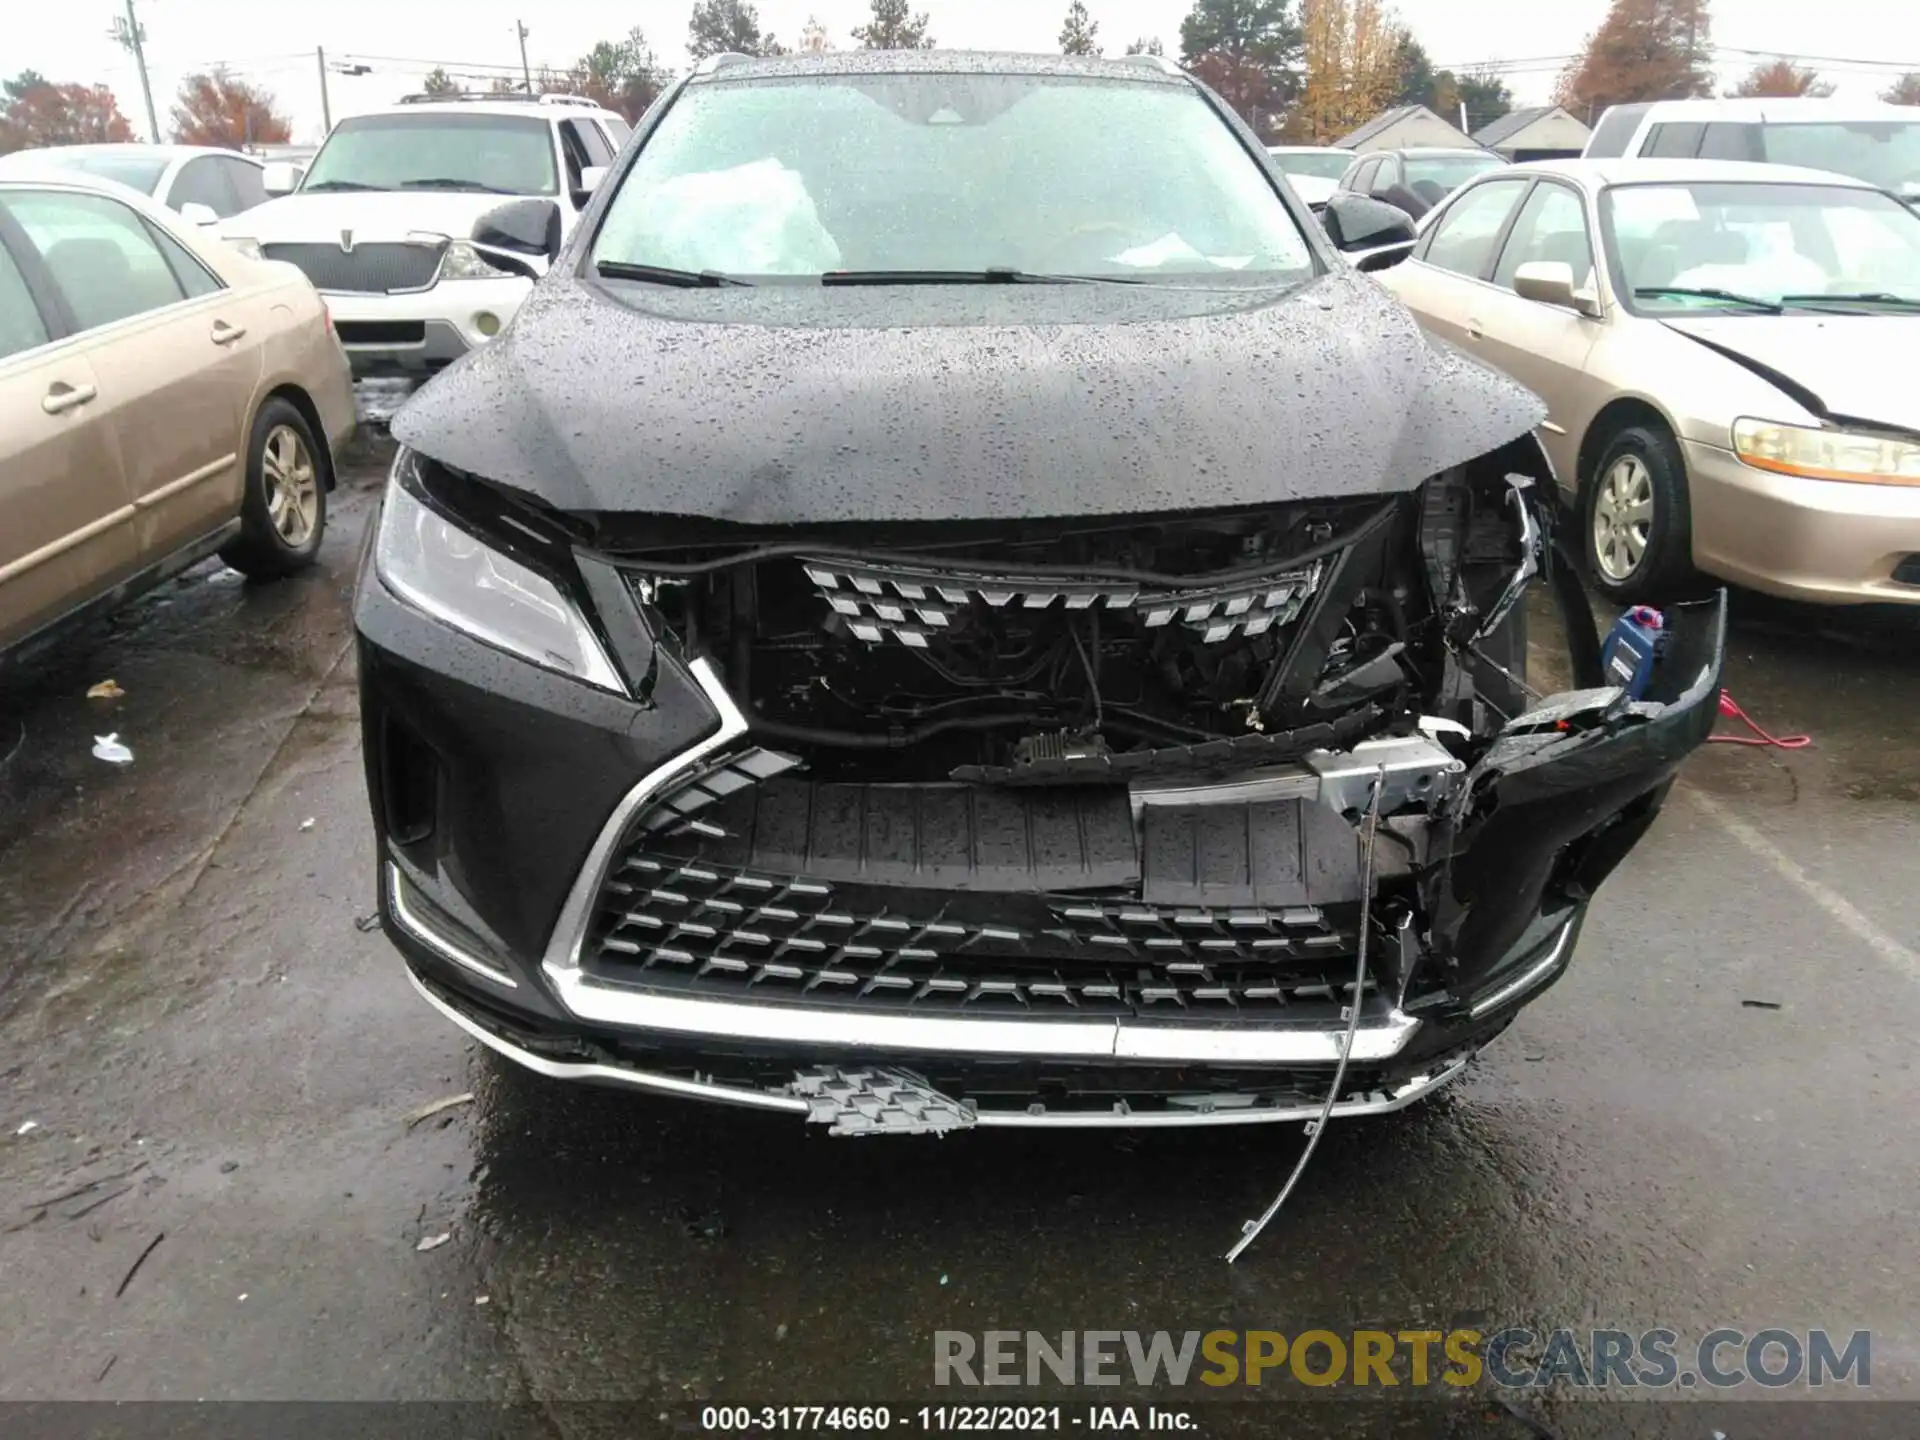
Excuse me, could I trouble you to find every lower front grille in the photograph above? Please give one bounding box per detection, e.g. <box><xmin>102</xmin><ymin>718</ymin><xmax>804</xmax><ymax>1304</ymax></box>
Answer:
<box><xmin>263</xmin><ymin>240</ymin><xmax>445</xmax><ymax>293</ymax></box>
<box><xmin>336</xmin><ymin>320</ymin><xmax>427</xmax><ymax>346</ymax></box>
<box><xmin>587</xmin><ymin>853</ymin><xmax>1374</xmax><ymax>1017</ymax></box>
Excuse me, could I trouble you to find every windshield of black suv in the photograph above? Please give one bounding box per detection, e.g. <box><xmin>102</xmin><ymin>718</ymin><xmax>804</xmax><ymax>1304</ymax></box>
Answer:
<box><xmin>300</xmin><ymin>112</ymin><xmax>557</xmax><ymax>196</ymax></box>
<box><xmin>1755</xmin><ymin>121</ymin><xmax>1920</xmax><ymax>202</ymax></box>
<box><xmin>592</xmin><ymin>72</ymin><xmax>1317</xmax><ymax>282</ymax></box>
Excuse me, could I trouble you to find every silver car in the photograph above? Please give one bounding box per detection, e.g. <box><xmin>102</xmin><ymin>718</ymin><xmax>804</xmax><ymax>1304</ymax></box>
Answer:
<box><xmin>1378</xmin><ymin>158</ymin><xmax>1920</xmax><ymax>606</ymax></box>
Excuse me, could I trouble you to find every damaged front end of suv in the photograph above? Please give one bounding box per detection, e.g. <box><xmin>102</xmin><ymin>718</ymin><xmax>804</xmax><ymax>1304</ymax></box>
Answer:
<box><xmin>353</xmin><ymin>51</ymin><xmax>1724</xmax><ymax>1134</ymax></box>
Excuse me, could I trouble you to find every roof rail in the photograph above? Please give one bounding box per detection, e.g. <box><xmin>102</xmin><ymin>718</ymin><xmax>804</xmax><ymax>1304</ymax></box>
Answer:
<box><xmin>693</xmin><ymin>51</ymin><xmax>754</xmax><ymax>76</ymax></box>
<box><xmin>396</xmin><ymin>90</ymin><xmax>597</xmax><ymax>107</ymax></box>
<box><xmin>1119</xmin><ymin>54</ymin><xmax>1183</xmax><ymax>77</ymax></box>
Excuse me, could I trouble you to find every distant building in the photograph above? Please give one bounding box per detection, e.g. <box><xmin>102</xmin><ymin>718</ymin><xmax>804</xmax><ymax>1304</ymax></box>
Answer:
<box><xmin>1473</xmin><ymin>106</ymin><xmax>1592</xmax><ymax>162</ymax></box>
<box><xmin>1336</xmin><ymin>104</ymin><xmax>1478</xmax><ymax>153</ymax></box>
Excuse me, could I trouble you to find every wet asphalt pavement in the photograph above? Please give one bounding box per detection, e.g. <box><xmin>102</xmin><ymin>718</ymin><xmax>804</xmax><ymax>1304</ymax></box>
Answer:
<box><xmin>1</xmin><ymin>441</ymin><xmax>1917</xmax><ymax>1438</ymax></box>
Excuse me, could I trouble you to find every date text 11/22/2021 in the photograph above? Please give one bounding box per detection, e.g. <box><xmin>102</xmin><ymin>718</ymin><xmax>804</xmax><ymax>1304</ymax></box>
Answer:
<box><xmin>700</xmin><ymin>1406</ymin><xmax>1196</xmax><ymax>1432</ymax></box>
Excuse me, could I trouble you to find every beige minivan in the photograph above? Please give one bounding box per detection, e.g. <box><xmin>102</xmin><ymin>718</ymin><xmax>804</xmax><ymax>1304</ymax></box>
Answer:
<box><xmin>1</xmin><ymin>173</ymin><xmax>355</xmax><ymax>663</ymax></box>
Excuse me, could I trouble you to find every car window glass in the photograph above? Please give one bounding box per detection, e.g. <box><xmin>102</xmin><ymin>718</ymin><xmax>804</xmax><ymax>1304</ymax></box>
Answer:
<box><xmin>1</xmin><ymin>189</ymin><xmax>188</xmax><ymax>332</ymax></box>
<box><xmin>603</xmin><ymin>116</ymin><xmax>632</xmax><ymax>146</ymax></box>
<box><xmin>1699</xmin><ymin>123</ymin><xmax>1760</xmax><ymax>162</ymax></box>
<box><xmin>223</xmin><ymin>158</ymin><xmax>268</xmax><ymax>211</ymax></box>
<box><xmin>0</xmin><ymin>240</ymin><xmax>51</xmax><ymax>360</ymax></box>
<box><xmin>1585</xmin><ymin>104</ymin><xmax>1647</xmax><ymax>158</ymax></box>
<box><xmin>593</xmin><ymin>75</ymin><xmax>1317</xmax><ymax>281</ymax></box>
<box><xmin>1645</xmin><ymin>123</ymin><xmax>1703</xmax><ymax>158</ymax></box>
<box><xmin>567</xmin><ymin>119</ymin><xmax>614</xmax><ymax>166</ymax></box>
<box><xmin>1494</xmin><ymin>182</ymin><xmax>1594</xmax><ymax>289</ymax></box>
<box><xmin>558</xmin><ymin>121</ymin><xmax>592</xmax><ymax>191</ymax></box>
<box><xmin>169</xmin><ymin>157</ymin><xmax>236</xmax><ymax>216</ymax></box>
<box><xmin>1369</xmin><ymin>158</ymin><xmax>1398</xmax><ymax>194</ymax></box>
<box><xmin>1605</xmin><ymin>181</ymin><xmax>1920</xmax><ymax>307</ymax></box>
<box><xmin>147</xmin><ymin>221</ymin><xmax>223</xmax><ymax>299</ymax></box>
<box><xmin>302</xmin><ymin>114</ymin><xmax>559</xmax><ymax>196</ymax></box>
<box><xmin>1350</xmin><ymin>158</ymin><xmax>1379</xmax><ymax>192</ymax></box>
<box><xmin>1420</xmin><ymin>178</ymin><xmax>1529</xmax><ymax>277</ymax></box>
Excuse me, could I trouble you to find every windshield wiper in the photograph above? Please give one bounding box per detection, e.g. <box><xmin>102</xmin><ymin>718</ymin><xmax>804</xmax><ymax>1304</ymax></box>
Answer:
<box><xmin>1635</xmin><ymin>286</ymin><xmax>1783</xmax><ymax>312</ymax></box>
<box><xmin>1778</xmin><ymin>291</ymin><xmax>1920</xmax><ymax>311</ymax></box>
<box><xmin>821</xmin><ymin>268</ymin><xmax>1144</xmax><ymax>286</ymax></box>
<box><xmin>398</xmin><ymin>178</ymin><xmax>518</xmax><ymax>194</ymax></box>
<box><xmin>594</xmin><ymin>260</ymin><xmax>751</xmax><ymax>288</ymax></box>
<box><xmin>300</xmin><ymin>179</ymin><xmax>384</xmax><ymax>192</ymax></box>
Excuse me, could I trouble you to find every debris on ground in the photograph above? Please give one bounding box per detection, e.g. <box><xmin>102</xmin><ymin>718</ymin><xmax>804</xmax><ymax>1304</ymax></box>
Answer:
<box><xmin>299</xmin><ymin>817</ymin><xmax>316</xmax><ymax>832</ymax></box>
<box><xmin>416</xmin><ymin>1232</ymin><xmax>452</xmax><ymax>1252</ymax></box>
<box><xmin>0</xmin><ymin>721</ymin><xmax>23</xmax><ymax>774</ymax></box>
<box><xmin>475</xmin><ymin>1294</ymin><xmax>490</xmax><ymax>1306</ymax></box>
<box><xmin>91</xmin><ymin>734</ymin><xmax>134</xmax><ymax>766</ymax></box>
<box><xmin>63</xmin><ymin>1184</ymin><xmax>133</xmax><ymax>1220</ymax></box>
<box><xmin>95</xmin><ymin>1355</ymin><xmax>117</xmax><ymax>1383</ymax></box>
<box><xmin>220</xmin><ymin>1159</ymin><xmax>240</xmax><ymax>1173</ymax></box>
<box><xmin>23</xmin><ymin>1162</ymin><xmax>147</xmax><ymax>1212</ymax></box>
<box><xmin>354</xmin><ymin>913</ymin><xmax>382</xmax><ymax>933</ymax></box>
<box><xmin>86</xmin><ymin>680</ymin><xmax>126</xmax><ymax>700</ymax></box>
<box><xmin>402</xmin><ymin>1093</ymin><xmax>474</xmax><ymax>1129</ymax></box>
<box><xmin>1741</xmin><ymin>999</ymin><xmax>1784</xmax><ymax>1011</ymax></box>
<box><xmin>15</xmin><ymin>1120</ymin><xmax>39</xmax><ymax>1136</ymax></box>
<box><xmin>115</xmin><ymin>1233</ymin><xmax>165</xmax><ymax>1297</ymax></box>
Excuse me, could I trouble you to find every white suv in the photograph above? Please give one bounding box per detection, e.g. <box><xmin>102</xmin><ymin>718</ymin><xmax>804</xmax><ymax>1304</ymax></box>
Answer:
<box><xmin>221</xmin><ymin>94</ymin><xmax>631</xmax><ymax>414</ymax></box>
<box><xmin>1582</xmin><ymin>97</ymin><xmax>1920</xmax><ymax>204</ymax></box>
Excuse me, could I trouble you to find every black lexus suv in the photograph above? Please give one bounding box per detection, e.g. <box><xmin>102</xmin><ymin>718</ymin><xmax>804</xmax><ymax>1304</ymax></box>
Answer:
<box><xmin>354</xmin><ymin>50</ymin><xmax>1723</xmax><ymax>1136</ymax></box>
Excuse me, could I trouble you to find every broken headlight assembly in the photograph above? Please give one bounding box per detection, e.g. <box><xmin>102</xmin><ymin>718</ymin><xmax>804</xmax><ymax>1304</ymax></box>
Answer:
<box><xmin>374</xmin><ymin>450</ymin><xmax>624</xmax><ymax>693</ymax></box>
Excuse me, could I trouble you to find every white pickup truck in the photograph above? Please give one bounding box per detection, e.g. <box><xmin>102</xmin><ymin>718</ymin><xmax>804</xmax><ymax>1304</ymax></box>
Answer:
<box><xmin>220</xmin><ymin>93</ymin><xmax>630</xmax><ymax>419</ymax></box>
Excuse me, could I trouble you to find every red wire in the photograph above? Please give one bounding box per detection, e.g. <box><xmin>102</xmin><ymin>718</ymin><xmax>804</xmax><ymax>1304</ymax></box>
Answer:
<box><xmin>1709</xmin><ymin>691</ymin><xmax>1813</xmax><ymax>749</ymax></box>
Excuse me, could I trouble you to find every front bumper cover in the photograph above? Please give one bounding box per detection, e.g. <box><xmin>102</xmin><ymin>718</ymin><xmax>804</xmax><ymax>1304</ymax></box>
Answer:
<box><xmin>355</xmin><ymin>515</ymin><xmax>1725</xmax><ymax>1128</ymax></box>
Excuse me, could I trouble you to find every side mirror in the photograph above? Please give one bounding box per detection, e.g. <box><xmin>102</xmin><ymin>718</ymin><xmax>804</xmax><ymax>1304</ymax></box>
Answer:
<box><xmin>472</xmin><ymin>199</ymin><xmax>563</xmax><ymax>281</ymax></box>
<box><xmin>262</xmin><ymin>162</ymin><xmax>303</xmax><ymax>196</ymax></box>
<box><xmin>1514</xmin><ymin>260</ymin><xmax>1603</xmax><ymax>317</ymax></box>
<box><xmin>1321</xmin><ymin>192</ymin><xmax>1418</xmax><ymax>254</ymax></box>
<box><xmin>177</xmin><ymin>201</ymin><xmax>220</xmax><ymax>228</ymax></box>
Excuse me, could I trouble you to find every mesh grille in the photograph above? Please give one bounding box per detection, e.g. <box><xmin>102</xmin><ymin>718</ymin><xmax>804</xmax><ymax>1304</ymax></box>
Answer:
<box><xmin>800</xmin><ymin>557</ymin><xmax>1322</xmax><ymax>648</ymax></box>
<box><xmin>262</xmin><ymin>240</ymin><xmax>445</xmax><ymax>293</ymax></box>
<box><xmin>588</xmin><ymin>855</ymin><xmax>1371</xmax><ymax>1015</ymax></box>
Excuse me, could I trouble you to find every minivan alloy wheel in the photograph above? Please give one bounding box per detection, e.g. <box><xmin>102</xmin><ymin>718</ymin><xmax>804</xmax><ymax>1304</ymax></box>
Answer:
<box><xmin>263</xmin><ymin>424</ymin><xmax>320</xmax><ymax>548</ymax></box>
<box><xmin>1592</xmin><ymin>453</ymin><xmax>1654</xmax><ymax>582</ymax></box>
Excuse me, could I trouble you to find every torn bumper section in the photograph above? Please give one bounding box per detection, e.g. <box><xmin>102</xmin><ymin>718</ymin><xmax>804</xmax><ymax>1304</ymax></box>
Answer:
<box><xmin>354</xmin><ymin>454</ymin><xmax>1724</xmax><ymax>1133</ymax></box>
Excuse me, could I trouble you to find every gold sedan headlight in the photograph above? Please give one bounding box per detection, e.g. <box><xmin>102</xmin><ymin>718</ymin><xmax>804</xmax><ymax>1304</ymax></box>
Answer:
<box><xmin>1733</xmin><ymin>418</ymin><xmax>1920</xmax><ymax>486</ymax></box>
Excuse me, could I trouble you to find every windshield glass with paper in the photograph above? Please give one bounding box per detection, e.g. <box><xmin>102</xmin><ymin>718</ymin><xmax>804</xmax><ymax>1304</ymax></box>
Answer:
<box><xmin>590</xmin><ymin>72</ymin><xmax>1317</xmax><ymax>281</ymax></box>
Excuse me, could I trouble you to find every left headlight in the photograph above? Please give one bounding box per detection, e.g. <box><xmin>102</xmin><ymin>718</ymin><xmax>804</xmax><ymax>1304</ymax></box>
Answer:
<box><xmin>1733</xmin><ymin>418</ymin><xmax>1920</xmax><ymax>486</ymax></box>
<box><xmin>374</xmin><ymin>453</ymin><xmax>624</xmax><ymax>693</ymax></box>
<box><xmin>438</xmin><ymin>241</ymin><xmax>515</xmax><ymax>282</ymax></box>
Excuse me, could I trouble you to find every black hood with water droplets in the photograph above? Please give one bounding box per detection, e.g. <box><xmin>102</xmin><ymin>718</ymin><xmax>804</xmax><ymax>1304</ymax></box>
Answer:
<box><xmin>392</xmin><ymin>264</ymin><xmax>1545</xmax><ymax>526</ymax></box>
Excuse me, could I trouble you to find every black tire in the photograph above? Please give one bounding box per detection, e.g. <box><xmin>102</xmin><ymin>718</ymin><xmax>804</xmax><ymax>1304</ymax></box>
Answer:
<box><xmin>220</xmin><ymin>398</ymin><xmax>328</xmax><ymax>581</ymax></box>
<box><xmin>1579</xmin><ymin>422</ymin><xmax>1694</xmax><ymax>604</ymax></box>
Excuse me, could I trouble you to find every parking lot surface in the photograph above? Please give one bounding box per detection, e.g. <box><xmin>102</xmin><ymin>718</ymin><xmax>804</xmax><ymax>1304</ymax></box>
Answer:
<box><xmin>1</xmin><ymin>442</ymin><xmax>1916</xmax><ymax>1437</ymax></box>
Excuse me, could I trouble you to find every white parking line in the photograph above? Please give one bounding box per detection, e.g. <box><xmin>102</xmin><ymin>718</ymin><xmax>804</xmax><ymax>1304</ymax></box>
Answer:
<box><xmin>1689</xmin><ymin>788</ymin><xmax>1920</xmax><ymax>984</ymax></box>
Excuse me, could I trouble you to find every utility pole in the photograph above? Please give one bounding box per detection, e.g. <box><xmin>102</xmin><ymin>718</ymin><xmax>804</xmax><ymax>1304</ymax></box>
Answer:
<box><xmin>516</xmin><ymin>21</ymin><xmax>534</xmax><ymax>95</ymax></box>
<box><xmin>109</xmin><ymin>0</ymin><xmax>162</xmax><ymax>143</ymax></box>
<box><xmin>316</xmin><ymin>46</ymin><xmax>332</xmax><ymax>133</ymax></box>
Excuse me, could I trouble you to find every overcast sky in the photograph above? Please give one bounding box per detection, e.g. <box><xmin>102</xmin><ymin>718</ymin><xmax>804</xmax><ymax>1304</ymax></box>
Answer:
<box><xmin>17</xmin><ymin>0</ymin><xmax>1920</xmax><ymax>143</ymax></box>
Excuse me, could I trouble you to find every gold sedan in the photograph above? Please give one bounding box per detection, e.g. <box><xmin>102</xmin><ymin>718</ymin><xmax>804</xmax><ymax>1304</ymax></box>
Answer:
<box><xmin>1</xmin><ymin>173</ymin><xmax>354</xmax><ymax>662</ymax></box>
<box><xmin>1377</xmin><ymin>158</ymin><xmax>1920</xmax><ymax>606</ymax></box>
